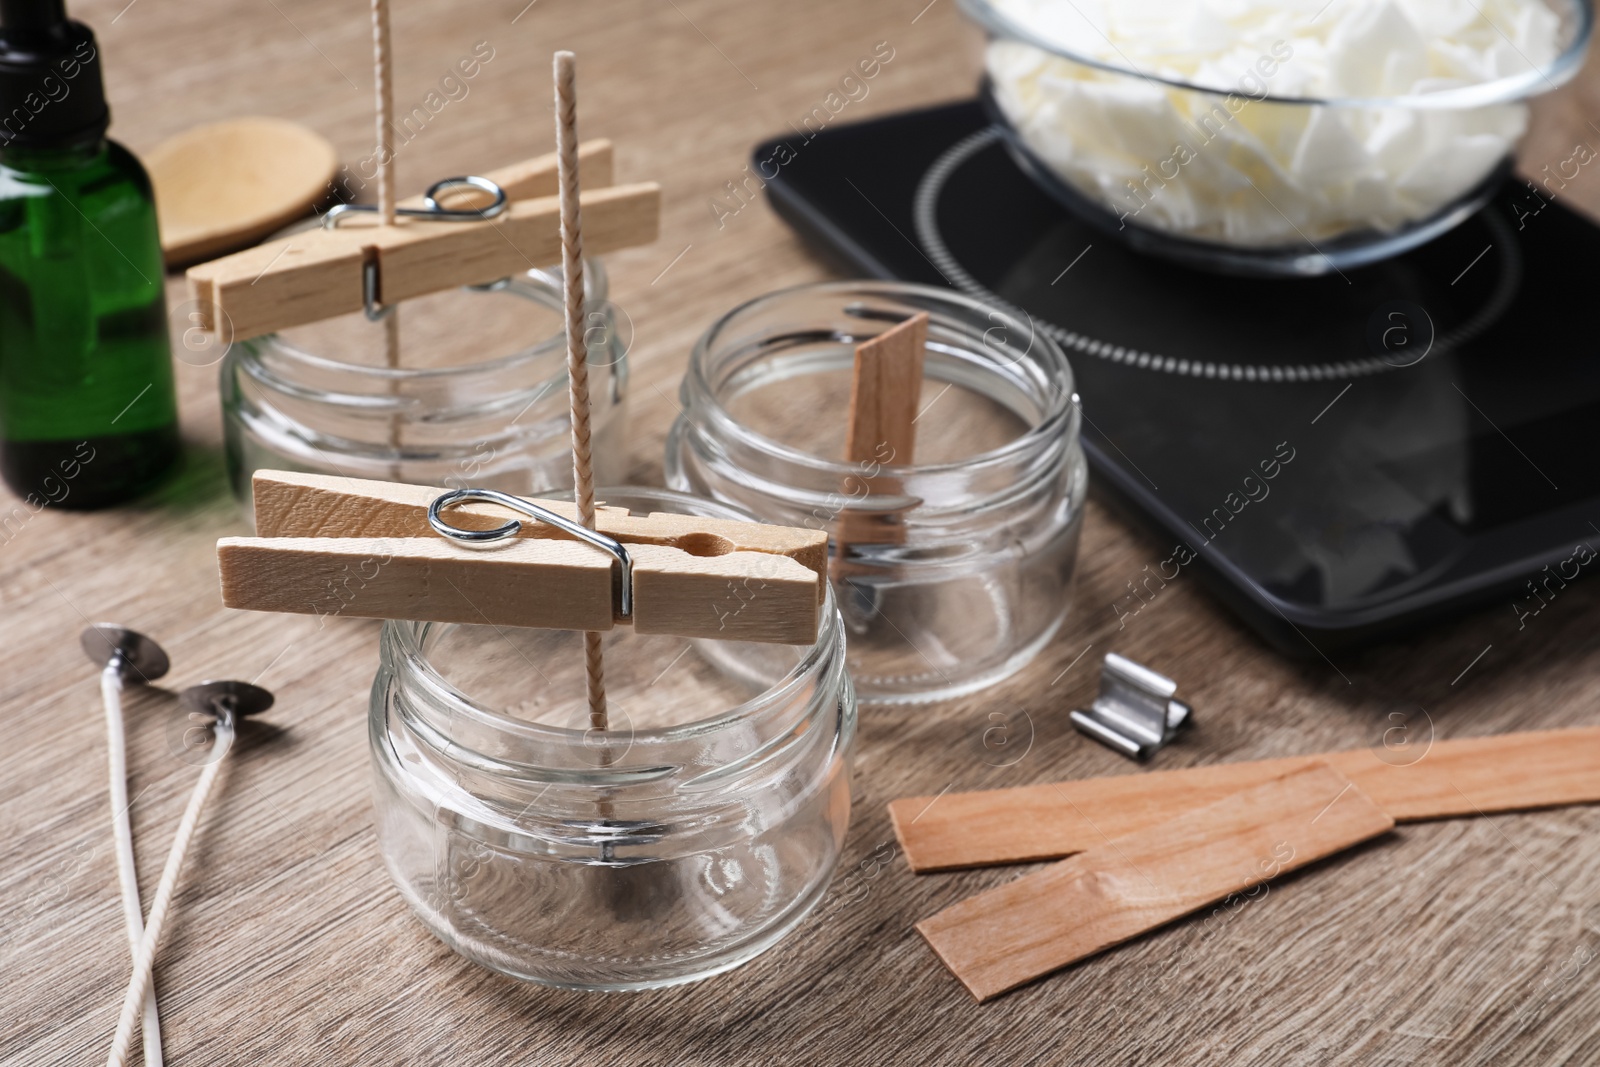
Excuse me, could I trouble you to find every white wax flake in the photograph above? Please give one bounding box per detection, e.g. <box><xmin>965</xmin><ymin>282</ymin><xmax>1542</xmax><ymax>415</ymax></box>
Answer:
<box><xmin>1291</xmin><ymin>106</ymin><xmax>1369</xmax><ymax>180</ymax></box>
<box><xmin>1326</xmin><ymin>2</ymin><xmax>1428</xmax><ymax>97</ymax></box>
<box><xmin>986</xmin><ymin>0</ymin><xmax>1561</xmax><ymax>245</ymax></box>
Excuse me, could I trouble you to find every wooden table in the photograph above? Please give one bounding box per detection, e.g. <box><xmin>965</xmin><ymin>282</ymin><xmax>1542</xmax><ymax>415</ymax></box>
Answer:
<box><xmin>6</xmin><ymin>1</ymin><xmax>1600</xmax><ymax>1063</ymax></box>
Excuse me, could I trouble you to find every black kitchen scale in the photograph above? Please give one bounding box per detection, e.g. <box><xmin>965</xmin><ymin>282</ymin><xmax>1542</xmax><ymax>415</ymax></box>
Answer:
<box><xmin>756</xmin><ymin>100</ymin><xmax>1600</xmax><ymax>656</ymax></box>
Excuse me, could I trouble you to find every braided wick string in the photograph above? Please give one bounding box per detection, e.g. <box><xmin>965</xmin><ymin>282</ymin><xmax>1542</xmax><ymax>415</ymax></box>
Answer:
<box><xmin>101</xmin><ymin>666</ymin><xmax>163</xmax><ymax>1067</ymax></box>
<box><xmin>371</xmin><ymin>0</ymin><xmax>396</xmax><ymax>233</ymax></box>
<box><xmin>555</xmin><ymin>50</ymin><xmax>608</xmax><ymax>733</ymax></box>
<box><xmin>105</xmin><ymin>718</ymin><xmax>235</xmax><ymax>1067</ymax></box>
<box><xmin>371</xmin><ymin>0</ymin><xmax>404</xmax><ymax>479</ymax></box>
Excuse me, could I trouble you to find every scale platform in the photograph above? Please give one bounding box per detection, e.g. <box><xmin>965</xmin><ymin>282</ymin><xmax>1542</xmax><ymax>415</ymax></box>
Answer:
<box><xmin>757</xmin><ymin>100</ymin><xmax>1600</xmax><ymax>656</ymax></box>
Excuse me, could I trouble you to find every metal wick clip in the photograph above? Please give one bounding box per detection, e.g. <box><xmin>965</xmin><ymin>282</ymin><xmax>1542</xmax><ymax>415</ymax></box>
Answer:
<box><xmin>1070</xmin><ymin>653</ymin><xmax>1193</xmax><ymax>760</ymax></box>
<box><xmin>323</xmin><ymin>174</ymin><xmax>510</xmax><ymax>322</ymax></box>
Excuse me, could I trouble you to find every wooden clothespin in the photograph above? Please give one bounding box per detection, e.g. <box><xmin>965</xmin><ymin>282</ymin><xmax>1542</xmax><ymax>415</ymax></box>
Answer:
<box><xmin>216</xmin><ymin>471</ymin><xmax>828</xmax><ymax>645</ymax></box>
<box><xmin>184</xmin><ymin>142</ymin><xmax>660</xmax><ymax>340</ymax></box>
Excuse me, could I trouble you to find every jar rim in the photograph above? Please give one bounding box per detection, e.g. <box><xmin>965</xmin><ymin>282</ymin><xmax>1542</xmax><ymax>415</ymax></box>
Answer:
<box><xmin>382</xmin><ymin>487</ymin><xmax>845</xmax><ymax>755</ymax></box>
<box><xmin>235</xmin><ymin>263</ymin><xmax>609</xmax><ymax>383</ymax></box>
<box><xmin>964</xmin><ymin>0</ymin><xmax>1593</xmax><ymax>110</ymax></box>
<box><xmin>684</xmin><ymin>279</ymin><xmax>1077</xmax><ymax>481</ymax></box>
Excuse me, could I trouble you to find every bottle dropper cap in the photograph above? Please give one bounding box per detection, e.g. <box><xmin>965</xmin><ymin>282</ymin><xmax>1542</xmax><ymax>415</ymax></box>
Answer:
<box><xmin>0</xmin><ymin>0</ymin><xmax>109</xmax><ymax>148</ymax></box>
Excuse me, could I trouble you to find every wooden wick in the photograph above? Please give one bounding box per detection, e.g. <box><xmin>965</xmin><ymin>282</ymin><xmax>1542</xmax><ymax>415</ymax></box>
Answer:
<box><xmin>370</xmin><ymin>0</ymin><xmax>404</xmax><ymax>475</ymax></box>
<box><xmin>554</xmin><ymin>50</ymin><xmax>607</xmax><ymax>731</ymax></box>
<box><xmin>891</xmin><ymin>724</ymin><xmax>1600</xmax><ymax>873</ymax></box>
<box><xmin>845</xmin><ymin>312</ymin><xmax>927</xmax><ymax>467</ymax></box>
<box><xmin>834</xmin><ymin>311</ymin><xmax>927</xmax><ymax>565</ymax></box>
<box><xmin>916</xmin><ymin>763</ymin><xmax>1394</xmax><ymax>1001</ymax></box>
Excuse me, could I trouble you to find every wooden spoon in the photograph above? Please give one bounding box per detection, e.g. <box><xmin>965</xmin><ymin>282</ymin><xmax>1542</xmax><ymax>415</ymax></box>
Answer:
<box><xmin>145</xmin><ymin>116</ymin><xmax>338</xmax><ymax>268</ymax></box>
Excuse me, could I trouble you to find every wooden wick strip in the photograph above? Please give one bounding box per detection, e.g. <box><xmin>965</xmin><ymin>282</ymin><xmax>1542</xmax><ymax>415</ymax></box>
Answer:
<box><xmin>554</xmin><ymin>50</ymin><xmax>606</xmax><ymax>731</ymax></box>
<box><xmin>890</xmin><ymin>725</ymin><xmax>1600</xmax><ymax>872</ymax></box>
<box><xmin>836</xmin><ymin>312</ymin><xmax>927</xmax><ymax>557</ymax></box>
<box><xmin>916</xmin><ymin>763</ymin><xmax>1394</xmax><ymax>1001</ymax></box>
<box><xmin>845</xmin><ymin>311</ymin><xmax>928</xmax><ymax>467</ymax></box>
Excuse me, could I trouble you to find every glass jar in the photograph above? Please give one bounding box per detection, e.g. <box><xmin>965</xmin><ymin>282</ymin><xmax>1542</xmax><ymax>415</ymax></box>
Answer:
<box><xmin>666</xmin><ymin>281</ymin><xmax>1086</xmax><ymax>705</ymax></box>
<box><xmin>370</xmin><ymin>489</ymin><xmax>855</xmax><ymax>990</ymax></box>
<box><xmin>221</xmin><ymin>264</ymin><xmax>629</xmax><ymax>520</ymax></box>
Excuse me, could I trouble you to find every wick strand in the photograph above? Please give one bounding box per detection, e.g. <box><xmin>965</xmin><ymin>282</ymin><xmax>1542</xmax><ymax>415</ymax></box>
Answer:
<box><xmin>370</xmin><ymin>0</ymin><xmax>404</xmax><ymax>474</ymax></box>
<box><xmin>105</xmin><ymin>721</ymin><xmax>234</xmax><ymax>1067</ymax></box>
<box><xmin>555</xmin><ymin>50</ymin><xmax>607</xmax><ymax>731</ymax></box>
<box><xmin>101</xmin><ymin>667</ymin><xmax>163</xmax><ymax>1067</ymax></box>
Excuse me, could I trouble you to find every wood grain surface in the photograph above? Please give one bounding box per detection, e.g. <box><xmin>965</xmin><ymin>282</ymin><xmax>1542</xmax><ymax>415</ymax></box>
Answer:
<box><xmin>4</xmin><ymin>1</ymin><xmax>1600</xmax><ymax>1065</ymax></box>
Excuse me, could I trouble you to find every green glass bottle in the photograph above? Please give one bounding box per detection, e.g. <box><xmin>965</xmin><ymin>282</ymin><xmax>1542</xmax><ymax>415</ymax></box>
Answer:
<box><xmin>0</xmin><ymin>0</ymin><xmax>178</xmax><ymax>509</ymax></box>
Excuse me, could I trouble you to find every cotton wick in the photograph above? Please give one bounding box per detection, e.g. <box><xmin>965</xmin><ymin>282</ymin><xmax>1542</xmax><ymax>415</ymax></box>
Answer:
<box><xmin>555</xmin><ymin>49</ymin><xmax>607</xmax><ymax>732</ymax></box>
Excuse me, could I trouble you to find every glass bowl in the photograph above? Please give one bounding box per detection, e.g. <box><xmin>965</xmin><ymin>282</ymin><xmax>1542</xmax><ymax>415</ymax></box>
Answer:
<box><xmin>962</xmin><ymin>0</ymin><xmax>1593</xmax><ymax>276</ymax></box>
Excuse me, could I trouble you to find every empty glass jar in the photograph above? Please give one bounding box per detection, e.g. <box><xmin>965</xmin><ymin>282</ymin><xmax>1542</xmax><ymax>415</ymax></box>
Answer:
<box><xmin>369</xmin><ymin>488</ymin><xmax>855</xmax><ymax>990</ymax></box>
<box><xmin>666</xmin><ymin>281</ymin><xmax>1086</xmax><ymax>704</ymax></box>
<box><xmin>221</xmin><ymin>264</ymin><xmax>629</xmax><ymax>520</ymax></box>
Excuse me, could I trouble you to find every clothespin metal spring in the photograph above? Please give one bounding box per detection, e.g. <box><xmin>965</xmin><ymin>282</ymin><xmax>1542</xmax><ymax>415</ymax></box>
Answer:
<box><xmin>323</xmin><ymin>175</ymin><xmax>511</xmax><ymax>322</ymax></box>
<box><xmin>428</xmin><ymin>488</ymin><xmax>635</xmax><ymax>620</ymax></box>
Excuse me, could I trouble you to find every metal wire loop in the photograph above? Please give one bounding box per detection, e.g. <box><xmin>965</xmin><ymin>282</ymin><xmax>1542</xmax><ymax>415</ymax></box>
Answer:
<box><xmin>420</xmin><ymin>176</ymin><xmax>510</xmax><ymax>220</ymax></box>
<box><xmin>323</xmin><ymin>175</ymin><xmax>510</xmax><ymax>322</ymax></box>
<box><xmin>428</xmin><ymin>488</ymin><xmax>634</xmax><ymax>619</ymax></box>
<box><xmin>322</xmin><ymin>174</ymin><xmax>509</xmax><ymax>229</ymax></box>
